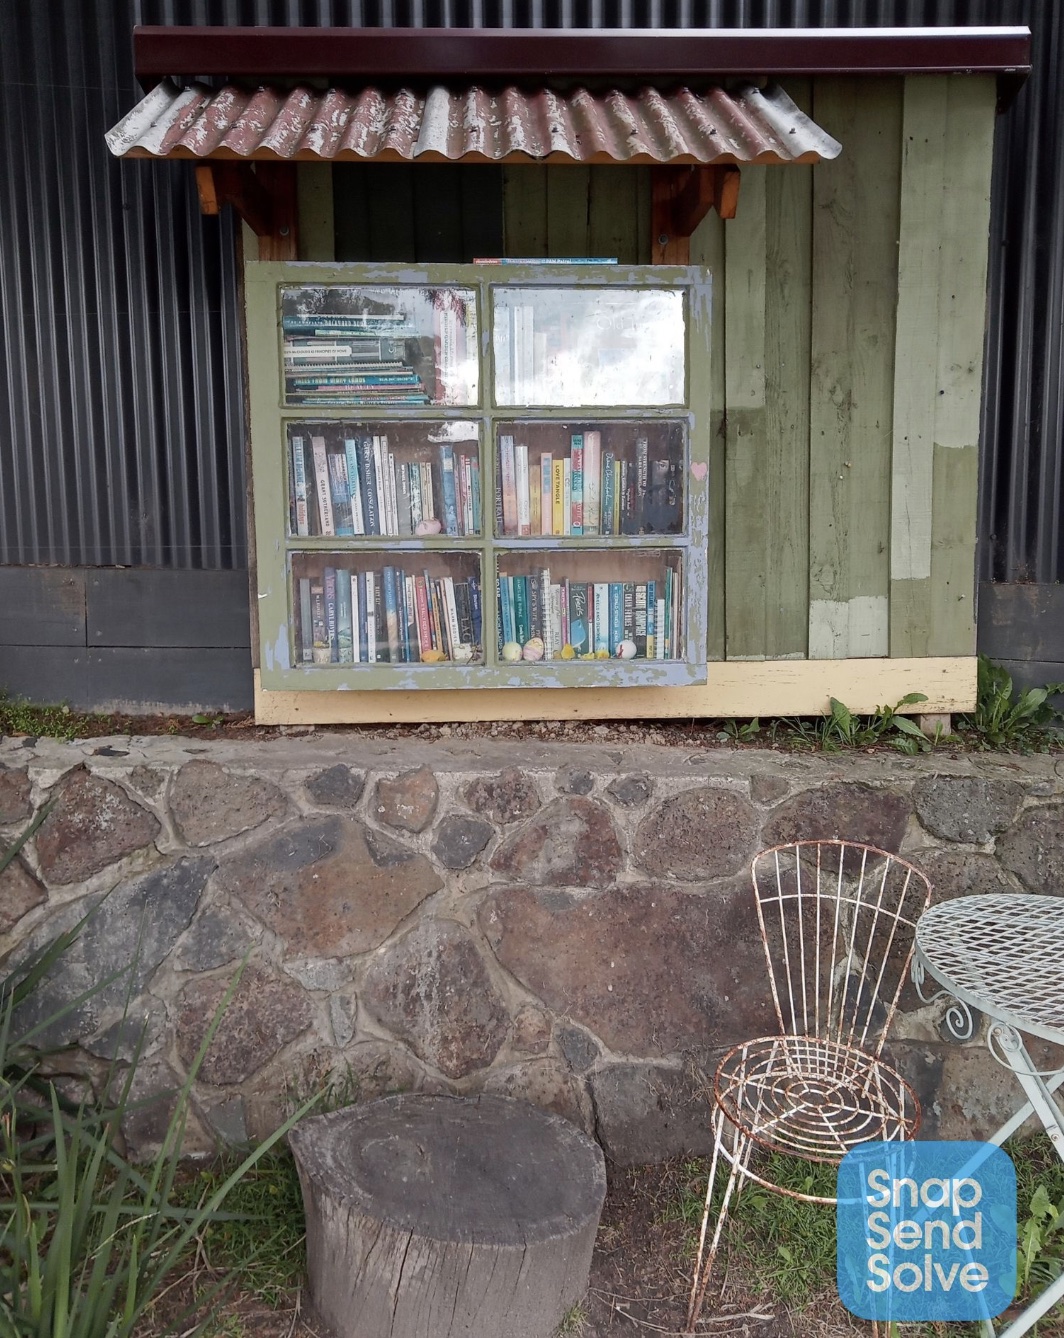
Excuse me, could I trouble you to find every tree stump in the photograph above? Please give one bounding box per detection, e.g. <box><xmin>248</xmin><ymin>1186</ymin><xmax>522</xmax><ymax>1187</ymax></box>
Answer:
<box><xmin>289</xmin><ymin>1093</ymin><xmax>606</xmax><ymax>1338</ymax></box>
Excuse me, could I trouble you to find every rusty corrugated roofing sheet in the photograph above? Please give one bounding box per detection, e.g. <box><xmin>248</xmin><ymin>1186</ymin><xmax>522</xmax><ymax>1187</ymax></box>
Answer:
<box><xmin>106</xmin><ymin>79</ymin><xmax>841</xmax><ymax>166</ymax></box>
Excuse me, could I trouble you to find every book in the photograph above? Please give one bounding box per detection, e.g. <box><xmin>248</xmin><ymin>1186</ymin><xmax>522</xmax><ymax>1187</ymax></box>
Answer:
<box><xmin>311</xmin><ymin>436</ymin><xmax>334</xmax><ymax>535</ymax></box>
<box><xmin>454</xmin><ymin>581</ymin><xmax>475</xmax><ymax>647</ymax></box>
<box><xmin>593</xmin><ymin>583</ymin><xmax>610</xmax><ymax>654</ymax></box>
<box><xmin>540</xmin><ymin>569</ymin><xmax>554</xmax><ymax>660</ymax></box>
<box><xmin>656</xmin><ymin>593</ymin><xmax>667</xmax><ymax>660</ymax></box>
<box><xmin>515</xmin><ymin>443</ymin><xmax>531</xmax><ymax>537</ymax></box>
<box><xmin>310</xmin><ymin>579</ymin><xmax>329</xmax><ymax>663</ymax></box>
<box><xmin>500</xmin><ymin>434</ymin><xmax>518</xmax><ymax>535</ymax></box>
<box><xmin>635</xmin><ymin>436</ymin><xmax>649</xmax><ymax>533</ymax></box>
<box><xmin>528</xmin><ymin>570</ymin><xmax>542</xmax><ymax>642</ymax></box>
<box><xmin>351</xmin><ymin>572</ymin><xmax>363</xmax><ymax>663</ymax></box>
<box><xmin>622</xmin><ymin>582</ymin><xmax>636</xmax><ymax>643</ymax></box>
<box><xmin>440</xmin><ymin>444</ymin><xmax>460</xmax><ymax>536</ymax></box>
<box><xmin>372</xmin><ymin>436</ymin><xmax>388</xmax><ymax>535</ymax></box>
<box><xmin>384</xmin><ymin>441</ymin><xmax>398</xmax><ymax>535</ymax></box>
<box><xmin>327</xmin><ymin>451</ymin><xmax>354</xmax><ymax>536</ymax></box>
<box><xmin>336</xmin><ymin>570</ymin><xmax>353</xmax><ymax>663</ymax></box>
<box><xmin>540</xmin><ymin>455</ymin><xmax>553</xmax><ymax>536</ymax></box>
<box><xmin>609</xmin><ymin>582</ymin><xmax>623</xmax><ymax>655</ymax></box>
<box><xmin>612</xmin><ymin>458</ymin><xmax>623</xmax><ymax>535</ymax></box>
<box><xmin>469</xmin><ymin>455</ymin><xmax>482</xmax><ymax>534</ymax></box>
<box><xmin>382</xmin><ymin>566</ymin><xmax>401</xmax><ymax>662</ymax></box>
<box><xmin>404</xmin><ymin>574</ymin><xmax>418</xmax><ymax>661</ymax></box>
<box><xmin>646</xmin><ymin>580</ymin><xmax>657</xmax><ymax>660</ymax></box>
<box><xmin>359</xmin><ymin>437</ymin><xmax>380</xmax><ymax>535</ymax></box>
<box><xmin>298</xmin><ymin>577</ymin><xmax>313</xmax><ymax>662</ymax></box>
<box><xmin>635</xmin><ymin>583</ymin><xmax>648</xmax><ymax>658</ymax></box>
<box><xmin>583</xmin><ymin>430</ymin><xmax>601</xmax><ymax>535</ymax></box>
<box><xmin>570</xmin><ymin>434</ymin><xmax>584</xmax><ymax>535</ymax></box>
<box><xmin>343</xmin><ymin>438</ymin><xmax>365</xmax><ymax>534</ymax></box>
<box><xmin>397</xmin><ymin>459</ymin><xmax>413</xmax><ymax>535</ymax></box>
<box><xmin>364</xmin><ymin>573</ymin><xmax>378</xmax><ymax>663</ymax></box>
<box><xmin>468</xmin><ymin>575</ymin><xmax>483</xmax><ymax>647</ymax></box>
<box><xmin>291</xmin><ymin>436</ymin><xmax>309</xmax><ymax>536</ymax></box>
<box><xmin>551</xmin><ymin>459</ymin><xmax>565</xmax><ymax>535</ymax></box>
<box><xmin>513</xmin><ymin>576</ymin><xmax>530</xmax><ymax>645</ymax></box>
<box><xmin>324</xmin><ymin>567</ymin><xmax>339</xmax><ymax>662</ymax></box>
<box><xmin>443</xmin><ymin>577</ymin><xmax>463</xmax><ymax>652</ymax></box>
<box><xmin>601</xmin><ymin>451</ymin><xmax>615</xmax><ymax>536</ymax></box>
<box><xmin>562</xmin><ymin>459</ymin><xmax>572</xmax><ymax>536</ymax></box>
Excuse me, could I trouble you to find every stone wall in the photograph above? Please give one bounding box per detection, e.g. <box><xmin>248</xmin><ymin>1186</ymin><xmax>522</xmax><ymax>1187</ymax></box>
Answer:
<box><xmin>2</xmin><ymin>733</ymin><xmax>1062</xmax><ymax>1163</ymax></box>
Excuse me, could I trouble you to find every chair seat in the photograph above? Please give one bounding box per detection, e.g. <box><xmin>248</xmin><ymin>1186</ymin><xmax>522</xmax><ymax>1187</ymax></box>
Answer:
<box><xmin>713</xmin><ymin>1034</ymin><xmax>921</xmax><ymax>1165</ymax></box>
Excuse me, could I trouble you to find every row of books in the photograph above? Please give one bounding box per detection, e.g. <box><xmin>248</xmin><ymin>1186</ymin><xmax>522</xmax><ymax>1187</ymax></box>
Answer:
<box><xmin>496</xmin><ymin>569</ymin><xmax>681</xmax><ymax>660</ymax></box>
<box><xmin>298</xmin><ymin>567</ymin><xmax>483</xmax><ymax>665</ymax></box>
<box><xmin>291</xmin><ymin>434</ymin><xmax>482</xmax><ymax>538</ymax></box>
<box><xmin>282</xmin><ymin>311</ymin><xmax>429</xmax><ymax>406</ymax></box>
<box><xmin>496</xmin><ymin>432</ymin><xmax>682</xmax><ymax>537</ymax></box>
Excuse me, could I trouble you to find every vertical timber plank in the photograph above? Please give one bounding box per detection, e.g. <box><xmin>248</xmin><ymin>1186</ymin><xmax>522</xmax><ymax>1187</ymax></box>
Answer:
<box><xmin>722</xmin><ymin>165</ymin><xmax>768</xmax><ymax>659</ymax></box>
<box><xmin>635</xmin><ymin>167</ymin><xmax>652</xmax><ymax>264</ymax></box>
<box><xmin>691</xmin><ymin>206</ymin><xmax>726</xmax><ymax>660</ymax></box>
<box><xmin>297</xmin><ymin>164</ymin><xmax>335</xmax><ymax>261</ymax></box>
<box><xmin>889</xmin><ymin>78</ymin><xmax>948</xmax><ymax>656</ymax></box>
<box><xmin>503</xmin><ymin>166</ymin><xmax>549</xmax><ymax>256</ymax></box>
<box><xmin>808</xmin><ymin>78</ymin><xmax>902</xmax><ymax>659</ymax></box>
<box><xmin>546</xmin><ymin>167</ymin><xmax>591</xmax><ymax>257</ymax></box>
<box><xmin>928</xmin><ymin>77</ymin><xmax>996</xmax><ymax>655</ymax></box>
<box><xmin>588</xmin><ymin>167</ymin><xmax>639</xmax><ymax>263</ymax></box>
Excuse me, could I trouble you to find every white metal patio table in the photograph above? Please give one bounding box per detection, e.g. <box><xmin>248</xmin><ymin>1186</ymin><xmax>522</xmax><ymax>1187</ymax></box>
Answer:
<box><xmin>912</xmin><ymin>893</ymin><xmax>1064</xmax><ymax>1338</ymax></box>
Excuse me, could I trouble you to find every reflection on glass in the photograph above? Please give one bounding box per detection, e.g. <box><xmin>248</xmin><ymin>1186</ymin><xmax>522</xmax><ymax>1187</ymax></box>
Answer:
<box><xmin>493</xmin><ymin>288</ymin><xmax>684</xmax><ymax>407</ymax></box>
<box><xmin>494</xmin><ymin>421</ymin><xmax>685</xmax><ymax>538</ymax></box>
<box><xmin>291</xmin><ymin>551</ymin><xmax>483</xmax><ymax>667</ymax></box>
<box><xmin>288</xmin><ymin>421</ymin><xmax>481</xmax><ymax>539</ymax></box>
<box><xmin>495</xmin><ymin>550</ymin><xmax>683</xmax><ymax>663</ymax></box>
<box><xmin>280</xmin><ymin>285</ymin><xmax>478</xmax><ymax>407</ymax></box>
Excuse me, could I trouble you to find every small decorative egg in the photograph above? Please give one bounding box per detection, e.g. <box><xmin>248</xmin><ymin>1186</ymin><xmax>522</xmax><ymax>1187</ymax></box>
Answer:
<box><xmin>452</xmin><ymin>642</ymin><xmax>474</xmax><ymax>663</ymax></box>
<box><xmin>522</xmin><ymin>637</ymin><xmax>545</xmax><ymax>662</ymax></box>
<box><xmin>501</xmin><ymin>641</ymin><xmax>523</xmax><ymax>662</ymax></box>
<box><xmin>560</xmin><ymin>644</ymin><xmax>576</xmax><ymax>660</ymax></box>
<box><xmin>415</xmin><ymin>517</ymin><xmax>444</xmax><ymax>536</ymax></box>
<box><xmin>420</xmin><ymin>647</ymin><xmax>446</xmax><ymax>663</ymax></box>
<box><xmin>616</xmin><ymin>639</ymin><xmax>637</xmax><ymax>660</ymax></box>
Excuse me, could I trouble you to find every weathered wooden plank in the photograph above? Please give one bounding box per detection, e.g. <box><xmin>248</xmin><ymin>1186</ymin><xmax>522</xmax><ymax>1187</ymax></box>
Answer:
<box><xmin>0</xmin><ymin>647</ymin><xmax>253</xmax><ymax>712</ymax></box>
<box><xmin>546</xmin><ymin>166</ymin><xmax>591</xmax><ymax>256</ymax></box>
<box><xmin>587</xmin><ymin>167</ymin><xmax>640</xmax><ymax>263</ymax></box>
<box><xmin>977</xmin><ymin>583</ymin><xmax>1064</xmax><ymax>663</ymax></box>
<box><xmin>808</xmin><ymin>78</ymin><xmax>903</xmax><ymax>660</ymax></box>
<box><xmin>929</xmin><ymin>444</ymin><xmax>978</xmax><ymax>655</ymax></box>
<box><xmin>635</xmin><ymin>167</ymin><xmax>652</xmax><ymax>264</ymax></box>
<box><xmin>691</xmin><ymin>206</ymin><xmax>726</xmax><ymax>660</ymax></box>
<box><xmin>368</xmin><ymin>166</ymin><xmax>417</xmax><ymax>262</ymax></box>
<box><xmin>254</xmin><ymin>657</ymin><xmax>977</xmax><ymax>724</ymax></box>
<box><xmin>502</xmin><ymin>166</ymin><xmax>549</xmax><ymax>256</ymax></box>
<box><xmin>87</xmin><ymin>569</ymin><xmax>251</xmax><ymax>648</ymax></box>
<box><xmin>297</xmin><ymin>164</ymin><xmax>335</xmax><ymax>261</ymax></box>
<box><xmin>332</xmin><ymin>165</ymin><xmax>371</xmax><ymax>261</ymax></box>
<box><xmin>414</xmin><ymin>167</ymin><xmax>464</xmax><ymax>260</ymax></box>
<box><xmin>0</xmin><ymin>568</ymin><xmax>86</xmax><ymax>646</ymax></box>
<box><xmin>458</xmin><ymin>166</ymin><xmax>505</xmax><ymax>261</ymax></box>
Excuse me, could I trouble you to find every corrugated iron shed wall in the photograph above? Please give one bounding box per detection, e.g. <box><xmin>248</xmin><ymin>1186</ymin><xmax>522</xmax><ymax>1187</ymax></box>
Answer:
<box><xmin>1</xmin><ymin>0</ymin><xmax>1058</xmax><ymax>586</ymax></box>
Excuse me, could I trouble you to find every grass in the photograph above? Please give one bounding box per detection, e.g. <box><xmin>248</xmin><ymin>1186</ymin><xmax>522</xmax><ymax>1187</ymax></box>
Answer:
<box><xmin>666</xmin><ymin>1135</ymin><xmax>1064</xmax><ymax>1331</ymax></box>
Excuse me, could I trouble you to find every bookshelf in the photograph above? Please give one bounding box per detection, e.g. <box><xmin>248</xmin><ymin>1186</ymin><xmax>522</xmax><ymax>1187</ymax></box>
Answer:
<box><xmin>246</xmin><ymin>263</ymin><xmax>711</xmax><ymax>692</ymax></box>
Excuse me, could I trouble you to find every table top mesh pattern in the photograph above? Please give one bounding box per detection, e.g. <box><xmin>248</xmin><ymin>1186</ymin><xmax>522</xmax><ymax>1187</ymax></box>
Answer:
<box><xmin>916</xmin><ymin>894</ymin><xmax>1064</xmax><ymax>1038</ymax></box>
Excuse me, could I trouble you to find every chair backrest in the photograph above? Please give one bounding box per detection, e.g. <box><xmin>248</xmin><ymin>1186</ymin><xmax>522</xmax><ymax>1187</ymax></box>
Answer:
<box><xmin>750</xmin><ymin>840</ymin><xmax>932</xmax><ymax>1057</ymax></box>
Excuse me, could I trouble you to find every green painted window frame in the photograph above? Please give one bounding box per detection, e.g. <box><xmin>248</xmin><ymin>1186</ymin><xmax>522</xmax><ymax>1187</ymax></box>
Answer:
<box><xmin>245</xmin><ymin>261</ymin><xmax>711</xmax><ymax>692</ymax></box>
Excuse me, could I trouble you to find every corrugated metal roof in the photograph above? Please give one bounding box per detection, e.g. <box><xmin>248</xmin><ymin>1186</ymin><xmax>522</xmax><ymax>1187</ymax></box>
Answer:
<box><xmin>106</xmin><ymin>78</ymin><xmax>841</xmax><ymax>165</ymax></box>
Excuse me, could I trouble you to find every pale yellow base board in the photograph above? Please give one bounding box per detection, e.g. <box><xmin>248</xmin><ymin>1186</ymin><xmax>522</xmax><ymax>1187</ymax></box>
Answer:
<box><xmin>254</xmin><ymin>657</ymin><xmax>976</xmax><ymax>725</ymax></box>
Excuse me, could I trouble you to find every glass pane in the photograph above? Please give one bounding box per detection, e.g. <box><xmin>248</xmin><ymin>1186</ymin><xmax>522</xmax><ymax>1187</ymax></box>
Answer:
<box><xmin>281</xmin><ymin>285</ymin><xmax>478</xmax><ymax>407</ymax></box>
<box><xmin>492</xmin><ymin>287</ymin><xmax>684</xmax><ymax>407</ymax></box>
<box><xmin>494</xmin><ymin>421</ymin><xmax>685</xmax><ymax>538</ymax></box>
<box><xmin>291</xmin><ymin>551</ymin><xmax>484</xmax><ymax>667</ymax></box>
<box><xmin>288</xmin><ymin>421</ymin><xmax>481</xmax><ymax>538</ymax></box>
<box><xmin>495</xmin><ymin>550</ymin><xmax>683</xmax><ymax>663</ymax></box>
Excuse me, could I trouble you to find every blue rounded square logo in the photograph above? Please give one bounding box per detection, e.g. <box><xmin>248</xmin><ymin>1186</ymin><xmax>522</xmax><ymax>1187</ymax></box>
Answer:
<box><xmin>837</xmin><ymin>1141</ymin><xmax>1016</xmax><ymax>1322</ymax></box>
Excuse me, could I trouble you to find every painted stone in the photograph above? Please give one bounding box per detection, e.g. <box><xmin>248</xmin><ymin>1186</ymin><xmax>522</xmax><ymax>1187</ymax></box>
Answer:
<box><xmin>522</xmin><ymin>637</ymin><xmax>544</xmax><ymax>661</ymax></box>
<box><xmin>501</xmin><ymin>641</ymin><xmax>523</xmax><ymax>662</ymax></box>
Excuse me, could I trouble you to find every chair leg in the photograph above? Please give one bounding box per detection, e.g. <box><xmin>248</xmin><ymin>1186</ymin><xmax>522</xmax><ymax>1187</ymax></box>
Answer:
<box><xmin>686</xmin><ymin>1109</ymin><xmax>752</xmax><ymax>1333</ymax></box>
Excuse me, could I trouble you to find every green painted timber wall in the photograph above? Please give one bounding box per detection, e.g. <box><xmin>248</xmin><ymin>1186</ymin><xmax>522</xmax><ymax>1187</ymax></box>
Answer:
<box><xmin>304</xmin><ymin>73</ymin><xmax>996</xmax><ymax>666</ymax></box>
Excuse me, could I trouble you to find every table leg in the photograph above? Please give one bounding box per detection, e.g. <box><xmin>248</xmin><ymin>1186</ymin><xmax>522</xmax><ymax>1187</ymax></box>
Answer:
<box><xmin>994</xmin><ymin>1268</ymin><xmax>1064</xmax><ymax>1338</ymax></box>
<box><xmin>989</xmin><ymin>1023</ymin><xmax>1064</xmax><ymax>1162</ymax></box>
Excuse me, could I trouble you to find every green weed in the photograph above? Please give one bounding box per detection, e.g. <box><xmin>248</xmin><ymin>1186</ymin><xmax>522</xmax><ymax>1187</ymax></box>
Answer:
<box><xmin>955</xmin><ymin>657</ymin><xmax>1064</xmax><ymax>750</ymax></box>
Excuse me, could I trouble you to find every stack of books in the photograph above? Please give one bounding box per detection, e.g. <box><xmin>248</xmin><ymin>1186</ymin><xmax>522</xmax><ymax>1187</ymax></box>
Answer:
<box><xmin>298</xmin><ymin>566</ymin><xmax>483</xmax><ymax>665</ymax></box>
<box><xmin>496</xmin><ymin>567</ymin><xmax>680</xmax><ymax>661</ymax></box>
<box><xmin>282</xmin><ymin>313</ymin><xmax>429</xmax><ymax>406</ymax></box>
<box><xmin>495</xmin><ymin>431</ymin><xmax>681</xmax><ymax>537</ymax></box>
<box><xmin>291</xmin><ymin>434</ymin><xmax>481</xmax><ymax>538</ymax></box>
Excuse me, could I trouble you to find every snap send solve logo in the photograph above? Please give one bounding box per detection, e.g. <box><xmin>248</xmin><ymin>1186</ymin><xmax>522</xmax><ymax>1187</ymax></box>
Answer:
<box><xmin>837</xmin><ymin>1141</ymin><xmax>1016</xmax><ymax>1323</ymax></box>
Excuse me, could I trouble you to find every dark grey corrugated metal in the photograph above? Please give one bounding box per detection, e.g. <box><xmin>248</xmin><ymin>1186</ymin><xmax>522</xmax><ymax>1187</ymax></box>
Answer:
<box><xmin>3</xmin><ymin>0</ymin><xmax>1058</xmax><ymax>583</ymax></box>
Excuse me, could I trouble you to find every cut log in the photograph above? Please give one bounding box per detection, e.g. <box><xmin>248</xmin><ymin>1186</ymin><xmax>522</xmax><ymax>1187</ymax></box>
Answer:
<box><xmin>289</xmin><ymin>1093</ymin><xmax>607</xmax><ymax>1338</ymax></box>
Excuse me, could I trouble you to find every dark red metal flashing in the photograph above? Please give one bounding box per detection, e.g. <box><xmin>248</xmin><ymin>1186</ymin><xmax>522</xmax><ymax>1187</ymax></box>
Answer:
<box><xmin>134</xmin><ymin>26</ymin><xmax>1031</xmax><ymax>84</ymax></box>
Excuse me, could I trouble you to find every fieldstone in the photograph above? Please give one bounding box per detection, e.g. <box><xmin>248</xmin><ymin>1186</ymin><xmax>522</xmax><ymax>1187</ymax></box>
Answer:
<box><xmin>363</xmin><ymin>827</ymin><xmax>417</xmax><ymax>867</ymax></box>
<box><xmin>479</xmin><ymin>882</ymin><xmax>774</xmax><ymax>1057</ymax></box>
<box><xmin>913</xmin><ymin>776</ymin><xmax>1024</xmax><ymax>844</ymax></box>
<box><xmin>35</xmin><ymin>768</ymin><xmax>160</xmax><ymax>885</ymax></box>
<box><xmin>0</xmin><ymin>853</ymin><xmax>46</xmax><ymax>933</ymax></box>
<box><xmin>128</xmin><ymin>766</ymin><xmax>168</xmax><ymax>801</ymax></box>
<box><xmin>203</xmin><ymin>1097</ymin><xmax>248</xmax><ymax>1147</ymax></box>
<box><xmin>173</xmin><ymin>908</ymin><xmax>253</xmax><ymax>973</ymax></box>
<box><xmin>511</xmin><ymin>1003</ymin><xmax>552</xmax><ymax>1055</ymax></box>
<box><xmin>490</xmin><ymin>797</ymin><xmax>622</xmax><ymax>889</ymax></box>
<box><xmin>997</xmin><ymin>804</ymin><xmax>1064</xmax><ymax>893</ymax></box>
<box><xmin>590</xmin><ymin>1062</ymin><xmax>724</xmax><ymax>1165</ymax></box>
<box><xmin>556</xmin><ymin>769</ymin><xmax>593</xmax><ymax>796</ymax></box>
<box><xmin>83</xmin><ymin>996</ymin><xmax>166</xmax><ymax>1062</ymax></box>
<box><xmin>11</xmin><ymin>856</ymin><xmax>212</xmax><ymax>1046</ymax></box>
<box><xmin>761</xmin><ymin>782</ymin><xmax>909</xmax><ymax>852</ymax></box>
<box><xmin>0</xmin><ymin>767</ymin><xmax>32</xmax><ymax>823</ymax></box>
<box><xmin>432</xmin><ymin>814</ymin><xmax>493</xmax><ymax>869</ymax></box>
<box><xmin>215</xmin><ymin>816</ymin><xmax>442</xmax><ymax>958</ymax></box>
<box><xmin>483</xmin><ymin>1058</ymin><xmax>591</xmax><ymax>1131</ymax></box>
<box><xmin>373</xmin><ymin>766</ymin><xmax>438</xmax><ymax>833</ymax></box>
<box><xmin>305</xmin><ymin>764</ymin><xmax>365</xmax><ymax>809</ymax></box>
<box><xmin>170</xmin><ymin>760</ymin><xmax>287</xmax><ymax>846</ymax></box>
<box><xmin>341</xmin><ymin>1042</ymin><xmax>425</xmax><ymax>1101</ymax></box>
<box><xmin>557</xmin><ymin>1022</ymin><xmax>600</xmax><ymax>1073</ymax></box>
<box><xmin>464</xmin><ymin>769</ymin><xmax>541</xmax><ymax>825</ymax></box>
<box><xmin>283</xmin><ymin>958</ymin><xmax>354</xmax><ymax>992</ymax></box>
<box><xmin>361</xmin><ymin>919</ymin><xmax>509</xmax><ymax>1079</ymax></box>
<box><xmin>116</xmin><ymin>1058</ymin><xmax>213</xmax><ymax>1161</ymax></box>
<box><xmin>328</xmin><ymin>994</ymin><xmax>358</xmax><ymax>1048</ymax></box>
<box><xmin>749</xmin><ymin>773</ymin><xmax>789</xmax><ymax>806</ymax></box>
<box><xmin>920</xmin><ymin>851</ymin><xmax>1014</xmax><ymax>903</ymax></box>
<box><xmin>606</xmin><ymin>773</ymin><xmax>653</xmax><ymax>808</ymax></box>
<box><xmin>632</xmin><ymin>787</ymin><xmax>758</xmax><ymax>881</ymax></box>
<box><xmin>176</xmin><ymin>963</ymin><xmax>312</xmax><ymax>1086</ymax></box>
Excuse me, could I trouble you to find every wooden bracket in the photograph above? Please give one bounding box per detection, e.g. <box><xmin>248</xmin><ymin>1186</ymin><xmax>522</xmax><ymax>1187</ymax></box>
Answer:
<box><xmin>650</xmin><ymin>165</ymin><xmax>741</xmax><ymax>264</ymax></box>
<box><xmin>195</xmin><ymin>162</ymin><xmax>298</xmax><ymax>260</ymax></box>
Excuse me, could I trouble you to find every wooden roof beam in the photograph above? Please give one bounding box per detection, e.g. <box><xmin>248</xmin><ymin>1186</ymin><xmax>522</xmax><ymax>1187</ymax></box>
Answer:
<box><xmin>651</xmin><ymin>166</ymin><xmax>740</xmax><ymax>264</ymax></box>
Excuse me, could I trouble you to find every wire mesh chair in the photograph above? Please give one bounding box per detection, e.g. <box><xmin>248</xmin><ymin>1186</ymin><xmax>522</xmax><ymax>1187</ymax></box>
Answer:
<box><xmin>686</xmin><ymin>840</ymin><xmax>932</xmax><ymax>1332</ymax></box>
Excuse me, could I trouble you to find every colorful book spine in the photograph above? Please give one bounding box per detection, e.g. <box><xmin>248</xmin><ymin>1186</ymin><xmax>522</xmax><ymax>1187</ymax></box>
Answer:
<box><xmin>360</xmin><ymin>437</ymin><xmax>380</xmax><ymax>535</ymax></box>
<box><xmin>383</xmin><ymin>566</ymin><xmax>401</xmax><ymax>662</ymax></box>
<box><xmin>635</xmin><ymin>583</ymin><xmax>648</xmax><ymax>658</ymax></box>
<box><xmin>515</xmin><ymin>443</ymin><xmax>531</xmax><ymax>537</ymax></box>
<box><xmin>292</xmin><ymin>436</ymin><xmax>309</xmax><ymax>536</ymax></box>
<box><xmin>440</xmin><ymin>444</ymin><xmax>460</xmax><ymax>536</ymax></box>
<box><xmin>593</xmin><ymin>583</ymin><xmax>610</xmax><ymax>653</ymax></box>
<box><xmin>551</xmin><ymin>459</ymin><xmax>565</xmax><ymax>535</ymax></box>
<box><xmin>656</xmin><ymin>593</ymin><xmax>667</xmax><ymax>660</ymax></box>
<box><xmin>498</xmin><ymin>576</ymin><xmax>513</xmax><ymax>648</ymax></box>
<box><xmin>583</xmin><ymin>430</ymin><xmax>601</xmax><ymax>535</ymax></box>
<box><xmin>397</xmin><ymin>460</ymin><xmax>413</xmax><ymax>535</ymax></box>
<box><xmin>409</xmin><ymin>462</ymin><xmax>423</xmax><ymax>530</ymax></box>
<box><xmin>541</xmin><ymin>455</ymin><xmax>553</xmax><ymax>535</ymax></box>
<box><xmin>343</xmin><ymin>438</ymin><xmax>365</xmax><ymax>535</ymax></box>
<box><xmin>608</xmin><ymin>582</ymin><xmax>623</xmax><ymax>655</ymax></box>
<box><xmin>635</xmin><ymin>436</ymin><xmax>649</xmax><ymax>534</ymax></box>
<box><xmin>311</xmin><ymin>436</ymin><xmax>334</xmax><ymax>536</ymax></box>
<box><xmin>568</xmin><ymin>582</ymin><xmax>589</xmax><ymax>655</ymax></box>
<box><xmin>513</xmin><ymin>576</ymin><xmax>530</xmax><ymax>645</ymax></box>
<box><xmin>540</xmin><ymin>569</ymin><xmax>554</xmax><ymax>660</ymax></box>
<box><xmin>351</xmin><ymin>572</ymin><xmax>363</xmax><ymax>663</ymax></box>
<box><xmin>570</xmin><ymin>435</ymin><xmax>584</xmax><ymax>536</ymax></box>
<box><xmin>443</xmin><ymin>577</ymin><xmax>463</xmax><ymax>652</ymax></box>
<box><xmin>612</xmin><ymin>458</ymin><xmax>623</xmax><ymax>535</ymax></box>
<box><xmin>528</xmin><ymin>571</ymin><xmax>542</xmax><ymax>643</ymax></box>
<box><xmin>336</xmin><ymin>570</ymin><xmax>353</xmax><ymax>663</ymax></box>
<box><xmin>469</xmin><ymin>575</ymin><xmax>483</xmax><ymax>647</ymax></box>
<box><xmin>500</xmin><ymin>435</ymin><xmax>518</xmax><ymax>535</ymax></box>
<box><xmin>469</xmin><ymin>455</ymin><xmax>482</xmax><ymax>535</ymax></box>
<box><xmin>562</xmin><ymin>459</ymin><xmax>572</xmax><ymax>537</ymax></box>
<box><xmin>414</xmin><ymin>576</ymin><xmax>433</xmax><ymax>657</ymax></box>
<box><xmin>364</xmin><ymin>573</ymin><xmax>378</xmax><ymax>664</ymax></box>
<box><xmin>529</xmin><ymin>458</ymin><xmax>541</xmax><ymax>536</ymax></box>
<box><xmin>298</xmin><ymin>577</ymin><xmax>313</xmax><ymax>661</ymax></box>
<box><xmin>601</xmin><ymin>451</ymin><xmax>615</xmax><ymax>536</ymax></box>
<box><xmin>646</xmin><ymin>580</ymin><xmax>657</xmax><ymax>660</ymax></box>
<box><xmin>310</xmin><ymin>579</ymin><xmax>329</xmax><ymax>663</ymax></box>
<box><xmin>324</xmin><ymin>567</ymin><xmax>339</xmax><ymax>662</ymax></box>
<box><xmin>328</xmin><ymin>452</ymin><xmax>354</xmax><ymax>536</ymax></box>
